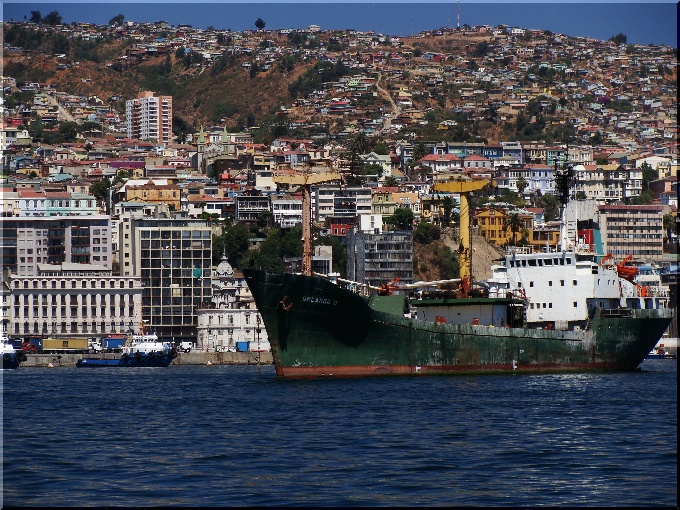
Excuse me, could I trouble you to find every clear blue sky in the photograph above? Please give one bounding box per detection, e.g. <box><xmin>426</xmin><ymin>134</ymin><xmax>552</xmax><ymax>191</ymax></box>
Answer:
<box><xmin>2</xmin><ymin>2</ymin><xmax>677</xmax><ymax>47</ymax></box>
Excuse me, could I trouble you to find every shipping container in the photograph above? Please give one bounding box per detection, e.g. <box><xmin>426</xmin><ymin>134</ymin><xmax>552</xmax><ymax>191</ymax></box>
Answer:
<box><xmin>103</xmin><ymin>337</ymin><xmax>126</xmax><ymax>350</ymax></box>
<box><xmin>43</xmin><ymin>338</ymin><xmax>89</xmax><ymax>352</ymax></box>
<box><xmin>236</xmin><ymin>341</ymin><xmax>250</xmax><ymax>352</ymax></box>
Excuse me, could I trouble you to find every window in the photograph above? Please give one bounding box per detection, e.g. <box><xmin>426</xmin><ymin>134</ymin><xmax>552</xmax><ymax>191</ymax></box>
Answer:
<box><xmin>573</xmin><ymin>280</ymin><xmax>577</xmax><ymax>286</ymax></box>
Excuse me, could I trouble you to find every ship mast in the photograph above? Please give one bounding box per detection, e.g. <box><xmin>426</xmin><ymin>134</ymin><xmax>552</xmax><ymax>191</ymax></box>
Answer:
<box><xmin>433</xmin><ymin>178</ymin><xmax>492</xmax><ymax>297</ymax></box>
<box><xmin>554</xmin><ymin>155</ymin><xmax>574</xmax><ymax>252</ymax></box>
<box><xmin>273</xmin><ymin>167</ymin><xmax>341</xmax><ymax>276</ymax></box>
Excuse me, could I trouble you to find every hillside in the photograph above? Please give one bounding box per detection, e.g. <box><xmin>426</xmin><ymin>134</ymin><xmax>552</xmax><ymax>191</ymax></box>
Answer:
<box><xmin>3</xmin><ymin>46</ymin><xmax>307</xmax><ymax>129</ymax></box>
<box><xmin>413</xmin><ymin>230</ymin><xmax>503</xmax><ymax>283</ymax></box>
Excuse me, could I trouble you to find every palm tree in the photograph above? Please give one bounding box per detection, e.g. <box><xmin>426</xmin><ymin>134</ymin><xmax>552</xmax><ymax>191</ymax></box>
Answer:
<box><xmin>442</xmin><ymin>196</ymin><xmax>455</xmax><ymax>226</ymax></box>
<box><xmin>662</xmin><ymin>214</ymin><xmax>676</xmax><ymax>246</ymax></box>
<box><xmin>516</xmin><ymin>175</ymin><xmax>528</xmax><ymax>197</ymax></box>
<box><xmin>504</xmin><ymin>212</ymin><xmax>524</xmax><ymax>246</ymax></box>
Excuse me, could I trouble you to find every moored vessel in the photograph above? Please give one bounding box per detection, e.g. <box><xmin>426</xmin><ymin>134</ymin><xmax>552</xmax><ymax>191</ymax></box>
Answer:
<box><xmin>76</xmin><ymin>327</ymin><xmax>177</xmax><ymax>367</ymax></box>
<box><xmin>2</xmin><ymin>335</ymin><xmax>27</xmax><ymax>369</ymax></box>
<box><xmin>244</xmin><ymin>167</ymin><xmax>673</xmax><ymax>378</ymax></box>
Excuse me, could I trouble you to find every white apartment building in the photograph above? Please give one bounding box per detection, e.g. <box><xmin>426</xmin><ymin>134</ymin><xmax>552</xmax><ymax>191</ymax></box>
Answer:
<box><xmin>496</xmin><ymin>164</ymin><xmax>556</xmax><ymax>196</ymax></box>
<box><xmin>314</xmin><ymin>186</ymin><xmax>373</xmax><ymax>224</ymax></box>
<box><xmin>572</xmin><ymin>164</ymin><xmax>643</xmax><ymax>203</ymax></box>
<box><xmin>125</xmin><ymin>91</ymin><xmax>173</xmax><ymax>145</ymax></box>
<box><xmin>271</xmin><ymin>194</ymin><xmax>302</xmax><ymax>228</ymax></box>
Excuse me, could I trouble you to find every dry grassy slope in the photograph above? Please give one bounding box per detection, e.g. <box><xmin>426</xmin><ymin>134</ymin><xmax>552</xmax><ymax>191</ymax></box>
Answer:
<box><xmin>171</xmin><ymin>62</ymin><xmax>308</xmax><ymax>128</ymax></box>
<box><xmin>413</xmin><ymin>230</ymin><xmax>503</xmax><ymax>283</ymax></box>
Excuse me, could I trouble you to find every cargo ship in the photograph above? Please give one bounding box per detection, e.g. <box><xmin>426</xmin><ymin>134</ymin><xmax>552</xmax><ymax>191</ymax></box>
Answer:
<box><xmin>76</xmin><ymin>328</ymin><xmax>177</xmax><ymax>368</ymax></box>
<box><xmin>244</xmin><ymin>169</ymin><xmax>673</xmax><ymax>378</ymax></box>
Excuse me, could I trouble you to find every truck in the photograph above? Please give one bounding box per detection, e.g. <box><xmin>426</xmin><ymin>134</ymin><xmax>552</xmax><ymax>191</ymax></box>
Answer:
<box><xmin>42</xmin><ymin>338</ymin><xmax>89</xmax><ymax>353</ymax></box>
<box><xmin>236</xmin><ymin>341</ymin><xmax>250</xmax><ymax>353</ymax></box>
<box><xmin>179</xmin><ymin>341</ymin><xmax>194</xmax><ymax>353</ymax></box>
<box><xmin>88</xmin><ymin>339</ymin><xmax>103</xmax><ymax>353</ymax></box>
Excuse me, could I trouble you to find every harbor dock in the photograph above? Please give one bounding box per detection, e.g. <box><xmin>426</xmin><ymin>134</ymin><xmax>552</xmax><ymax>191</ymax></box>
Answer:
<box><xmin>20</xmin><ymin>351</ymin><xmax>273</xmax><ymax>368</ymax></box>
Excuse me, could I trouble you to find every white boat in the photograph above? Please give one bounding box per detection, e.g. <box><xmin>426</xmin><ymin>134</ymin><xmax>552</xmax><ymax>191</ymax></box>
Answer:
<box><xmin>2</xmin><ymin>335</ymin><xmax>27</xmax><ymax>369</ymax></box>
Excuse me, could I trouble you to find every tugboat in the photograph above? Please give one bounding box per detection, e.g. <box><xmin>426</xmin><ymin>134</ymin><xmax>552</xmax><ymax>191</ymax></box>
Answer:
<box><xmin>2</xmin><ymin>335</ymin><xmax>27</xmax><ymax>369</ymax></box>
<box><xmin>76</xmin><ymin>325</ymin><xmax>178</xmax><ymax>367</ymax></box>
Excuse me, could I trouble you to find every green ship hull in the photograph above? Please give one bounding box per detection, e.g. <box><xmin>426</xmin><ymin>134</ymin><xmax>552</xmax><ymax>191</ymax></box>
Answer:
<box><xmin>244</xmin><ymin>269</ymin><xmax>673</xmax><ymax>378</ymax></box>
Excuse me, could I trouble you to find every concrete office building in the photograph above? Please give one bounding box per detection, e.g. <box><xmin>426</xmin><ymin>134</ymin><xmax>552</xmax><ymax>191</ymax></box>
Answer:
<box><xmin>120</xmin><ymin>217</ymin><xmax>213</xmax><ymax>342</ymax></box>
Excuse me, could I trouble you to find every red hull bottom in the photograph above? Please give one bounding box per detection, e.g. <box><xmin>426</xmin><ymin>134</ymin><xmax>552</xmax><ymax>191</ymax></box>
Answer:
<box><xmin>277</xmin><ymin>361</ymin><xmax>633</xmax><ymax>378</ymax></box>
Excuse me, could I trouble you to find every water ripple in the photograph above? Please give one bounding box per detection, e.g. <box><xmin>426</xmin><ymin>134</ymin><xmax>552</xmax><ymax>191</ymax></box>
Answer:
<box><xmin>2</xmin><ymin>361</ymin><xmax>676</xmax><ymax>506</ymax></box>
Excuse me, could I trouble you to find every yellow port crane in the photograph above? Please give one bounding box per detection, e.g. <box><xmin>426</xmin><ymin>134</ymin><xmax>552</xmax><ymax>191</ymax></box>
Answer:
<box><xmin>433</xmin><ymin>177</ymin><xmax>493</xmax><ymax>297</ymax></box>
<box><xmin>273</xmin><ymin>167</ymin><xmax>342</xmax><ymax>276</ymax></box>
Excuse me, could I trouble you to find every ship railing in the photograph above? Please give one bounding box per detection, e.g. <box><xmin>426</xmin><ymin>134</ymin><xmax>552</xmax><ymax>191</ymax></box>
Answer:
<box><xmin>600</xmin><ymin>308</ymin><xmax>634</xmax><ymax>319</ymax></box>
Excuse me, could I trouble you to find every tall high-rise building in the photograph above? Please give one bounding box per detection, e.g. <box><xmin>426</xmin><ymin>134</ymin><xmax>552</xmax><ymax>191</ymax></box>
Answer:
<box><xmin>125</xmin><ymin>91</ymin><xmax>173</xmax><ymax>145</ymax></box>
<box><xmin>119</xmin><ymin>217</ymin><xmax>213</xmax><ymax>342</ymax></box>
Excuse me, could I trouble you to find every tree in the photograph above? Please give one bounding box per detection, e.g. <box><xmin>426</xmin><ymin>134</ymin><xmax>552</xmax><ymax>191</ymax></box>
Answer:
<box><xmin>58</xmin><ymin>121</ymin><xmax>79</xmax><ymax>142</ymax></box>
<box><xmin>662</xmin><ymin>214</ymin><xmax>676</xmax><ymax>246</ymax></box>
<box><xmin>89</xmin><ymin>178</ymin><xmax>112</xmax><ymax>206</ymax></box>
<box><xmin>220</xmin><ymin>223</ymin><xmax>251</xmax><ymax>267</ymax></box>
<box><xmin>411</xmin><ymin>142</ymin><xmax>428</xmax><ymax>164</ymax></box>
<box><xmin>256</xmin><ymin>210</ymin><xmax>272</xmax><ymax>229</ymax></box>
<box><xmin>639</xmin><ymin>162</ymin><xmax>658</xmax><ymax>191</ymax></box>
<box><xmin>413</xmin><ymin>221</ymin><xmax>440</xmax><ymax>244</ymax></box>
<box><xmin>109</xmin><ymin>14</ymin><xmax>125</xmax><ymax>26</ymax></box>
<box><xmin>383</xmin><ymin>176</ymin><xmax>399</xmax><ymax>187</ymax></box>
<box><xmin>42</xmin><ymin>11</ymin><xmax>63</xmax><ymax>25</ymax></box>
<box><xmin>539</xmin><ymin>194</ymin><xmax>560</xmax><ymax>222</ymax></box>
<box><xmin>112</xmin><ymin>170</ymin><xmax>131</xmax><ymax>185</ymax></box>
<box><xmin>385</xmin><ymin>207</ymin><xmax>414</xmax><ymax>231</ymax></box>
<box><xmin>609</xmin><ymin>33</ymin><xmax>627</xmax><ymax>45</ymax></box>
<box><xmin>516</xmin><ymin>175</ymin><xmax>529</xmax><ymax>196</ymax></box>
<box><xmin>504</xmin><ymin>212</ymin><xmax>524</xmax><ymax>246</ymax></box>
<box><xmin>254</xmin><ymin>18</ymin><xmax>266</xmax><ymax>31</ymax></box>
<box><xmin>439</xmin><ymin>196</ymin><xmax>456</xmax><ymax>226</ymax></box>
<box><xmin>172</xmin><ymin>115</ymin><xmax>192</xmax><ymax>144</ymax></box>
<box><xmin>29</xmin><ymin>11</ymin><xmax>41</xmax><ymax>23</ymax></box>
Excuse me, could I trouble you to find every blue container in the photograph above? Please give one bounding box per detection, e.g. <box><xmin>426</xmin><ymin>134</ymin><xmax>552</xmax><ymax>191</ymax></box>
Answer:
<box><xmin>236</xmin><ymin>341</ymin><xmax>249</xmax><ymax>352</ymax></box>
<box><xmin>103</xmin><ymin>338</ymin><xmax>126</xmax><ymax>350</ymax></box>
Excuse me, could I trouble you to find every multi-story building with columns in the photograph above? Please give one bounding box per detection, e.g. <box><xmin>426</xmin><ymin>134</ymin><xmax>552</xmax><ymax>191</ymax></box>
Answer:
<box><xmin>6</xmin><ymin>264</ymin><xmax>142</xmax><ymax>340</ymax></box>
<box><xmin>195</xmin><ymin>255</ymin><xmax>269</xmax><ymax>352</ymax></box>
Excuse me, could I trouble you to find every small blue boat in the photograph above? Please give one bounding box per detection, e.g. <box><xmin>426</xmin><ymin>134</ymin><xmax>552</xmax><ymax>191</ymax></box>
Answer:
<box><xmin>2</xmin><ymin>336</ymin><xmax>27</xmax><ymax>369</ymax></box>
<box><xmin>76</xmin><ymin>330</ymin><xmax>178</xmax><ymax>368</ymax></box>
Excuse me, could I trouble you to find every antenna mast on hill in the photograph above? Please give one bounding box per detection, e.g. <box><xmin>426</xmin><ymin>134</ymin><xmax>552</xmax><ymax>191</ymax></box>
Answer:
<box><xmin>457</xmin><ymin>0</ymin><xmax>460</xmax><ymax>29</ymax></box>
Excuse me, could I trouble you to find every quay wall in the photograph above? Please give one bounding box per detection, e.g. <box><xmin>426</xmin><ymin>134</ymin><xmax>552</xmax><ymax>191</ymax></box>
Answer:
<box><xmin>20</xmin><ymin>351</ymin><xmax>273</xmax><ymax>368</ymax></box>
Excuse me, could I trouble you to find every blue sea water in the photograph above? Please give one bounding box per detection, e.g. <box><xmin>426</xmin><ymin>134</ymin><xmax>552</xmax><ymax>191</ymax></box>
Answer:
<box><xmin>2</xmin><ymin>360</ymin><xmax>677</xmax><ymax>507</ymax></box>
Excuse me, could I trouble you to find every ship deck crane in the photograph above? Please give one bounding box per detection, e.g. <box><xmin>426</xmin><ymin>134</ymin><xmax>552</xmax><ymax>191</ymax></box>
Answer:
<box><xmin>273</xmin><ymin>167</ymin><xmax>342</xmax><ymax>276</ymax></box>
<box><xmin>432</xmin><ymin>177</ymin><xmax>493</xmax><ymax>298</ymax></box>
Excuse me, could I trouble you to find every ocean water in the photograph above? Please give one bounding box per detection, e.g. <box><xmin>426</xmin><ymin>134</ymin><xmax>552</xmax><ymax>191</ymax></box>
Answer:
<box><xmin>2</xmin><ymin>360</ymin><xmax>677</xmax><ymax>507</ymax></box>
